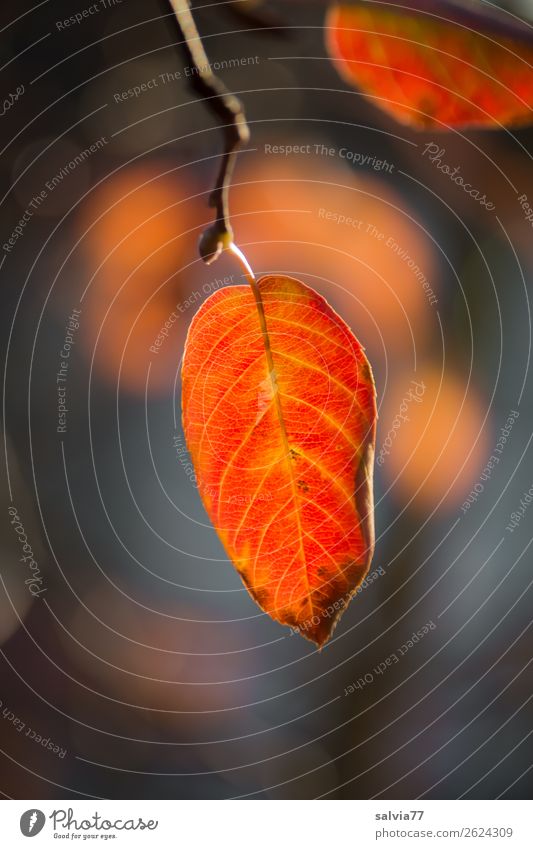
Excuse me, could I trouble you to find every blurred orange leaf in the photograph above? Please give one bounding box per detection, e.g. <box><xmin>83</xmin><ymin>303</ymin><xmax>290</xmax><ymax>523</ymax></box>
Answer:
<box><xmin>182</xmin><ymin>274</ymin><xmax>377</xmax><ymax>646</ymax></box>
<box><xmin>326</xmin><ymin>4</ymin><xmax>533</xmax><ymax>128</ymax></box>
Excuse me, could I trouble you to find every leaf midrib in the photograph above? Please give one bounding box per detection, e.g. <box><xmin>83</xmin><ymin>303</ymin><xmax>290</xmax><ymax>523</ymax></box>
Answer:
<box><xmin>249</xmin><ymin>280</ymin><xmax>314</xmax><ymax>616</ymax></box>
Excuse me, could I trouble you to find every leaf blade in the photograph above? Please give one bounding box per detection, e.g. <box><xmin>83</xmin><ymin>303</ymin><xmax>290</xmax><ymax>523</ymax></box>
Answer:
<box><xmin>326</xmin><ymin>4</ymin><xmax>533</xmax><ymax>129</ymax></box>
<box><xmin>182</xmin><ymin>275</ymin><xmax>377</xmax><ymax>646</ymax></box>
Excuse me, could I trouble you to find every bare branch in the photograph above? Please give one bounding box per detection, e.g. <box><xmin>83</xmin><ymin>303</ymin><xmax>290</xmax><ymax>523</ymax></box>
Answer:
<box><xmin>167</xmin><ymin>0</ymin><xmax>250</xmax><ymax>264</ymax></box>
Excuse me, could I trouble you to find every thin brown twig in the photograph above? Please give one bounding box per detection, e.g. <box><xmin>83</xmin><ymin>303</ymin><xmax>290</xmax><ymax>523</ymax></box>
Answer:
<box><xmin>167</xmin><ymin>0</ymin><xmax>250</xmax><ymax>264</ymax></box>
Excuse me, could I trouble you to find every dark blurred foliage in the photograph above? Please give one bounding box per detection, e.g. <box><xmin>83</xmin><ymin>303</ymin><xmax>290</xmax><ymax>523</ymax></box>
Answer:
<box><xmin>0</xmin><ymin>0</ymin><xmax>532</xmax><ymax>799</ymax></box>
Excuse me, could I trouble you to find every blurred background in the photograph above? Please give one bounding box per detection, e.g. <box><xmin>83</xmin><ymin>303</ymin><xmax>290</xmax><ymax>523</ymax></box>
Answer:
<box><xmin>0</xmin><ymin>0</ymin><xmax>532</xmax><ymax>799</ymax></box>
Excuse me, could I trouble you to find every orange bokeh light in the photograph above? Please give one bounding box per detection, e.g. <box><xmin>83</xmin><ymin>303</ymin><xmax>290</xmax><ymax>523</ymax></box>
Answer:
<box><xmin>231</xmin><ymin>156</ymin><xmax>437</xmax><ymax>358</ymax></box>
<box><xmin>379</xmin><ymin>363</ymin><xmax>490</xmax><ymax>511</ymax></box>
<box><xmin>78</xmin><ymin>165</ymin><xmax>203</xmax><ymax>394</ymax></box>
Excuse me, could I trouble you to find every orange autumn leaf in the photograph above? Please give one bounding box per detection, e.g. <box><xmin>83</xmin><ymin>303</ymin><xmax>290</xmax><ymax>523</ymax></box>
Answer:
<box><xmin>326</xmin><ymin>4</ymin><xmax>533</xmax><ymax>129</ymax></box>
<box><xmin>182</xmin><ymin>274</ymin><xmax>377</xmax><ymax>647</ymax></box>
